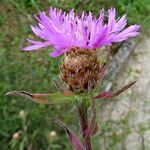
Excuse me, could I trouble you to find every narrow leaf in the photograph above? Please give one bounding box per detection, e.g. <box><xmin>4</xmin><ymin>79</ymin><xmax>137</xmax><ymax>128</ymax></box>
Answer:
<box><xmin>6</xmin><ymin>91</ymin><xmax>75</xmax><ymax>105</ymax></box>
<box><xmin>95</xmin><ymin>80</ymin><xmax>137</xmax><ymax>99</ymax></box>
<box><xmin>114</xmin><ymin>80</ymin><xmax>137</xmax><ymax>96</ymax></box>
<box><xmin>54</xmin><ymin>119</ymin><xmax>85</xmax><ymax>150</ymax></box>
<box><xmin>95</xmin><ymin>91</ymin><xmax>114</xmax><ymax>99</ymax></box>
<box><xmin>6</xmin><ymin>91</ymin><xmax>51</xmax><ymax>104</ymax></box>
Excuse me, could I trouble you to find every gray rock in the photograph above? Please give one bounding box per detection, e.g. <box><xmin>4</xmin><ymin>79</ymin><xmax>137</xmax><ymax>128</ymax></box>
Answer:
<box><xmin>143</xmin><ymin>130</ymin><xmax>150</xmax><ymax>150</ymax></box>
<box><xmin>111</xmin><ymin>98</ymin><xmax>130</xmax><ymax>122</ymax></box>
<box><xmin>98</xmin><ymin>35</ymin><xmax>150</xmax><ymax>150</ymax></box>
<box><xmin>124</xmin><ymin>132</ymin><xmax>142</xmax><ymax>150</ymax></box>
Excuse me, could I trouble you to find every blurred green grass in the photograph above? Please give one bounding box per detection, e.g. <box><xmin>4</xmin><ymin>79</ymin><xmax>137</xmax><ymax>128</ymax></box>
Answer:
<box><xmin>0</xmin><ymin>0</ymin><xmax>150</xmax><ymax>149</ymax></box>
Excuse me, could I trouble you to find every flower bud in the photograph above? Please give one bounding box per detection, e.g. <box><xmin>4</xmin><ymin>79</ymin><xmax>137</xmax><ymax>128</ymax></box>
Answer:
<box><xmin>60</xmin><ymin>47</ymin><xmax>101</xmax><ymax>92</ymax></box>
<box><xmin>12</xmin><ymin>132</ymin><xmax>20</xmax><ymax>140</ymax></box>
<box><xmin>19</xmin><ymin>110</ymin><xmax>26</xmax><ymax>120</ymax></box>
<box><xmin>48</xmin><ymin>131</ymin><xmax>57</xmax><ymax>142</ymax></box>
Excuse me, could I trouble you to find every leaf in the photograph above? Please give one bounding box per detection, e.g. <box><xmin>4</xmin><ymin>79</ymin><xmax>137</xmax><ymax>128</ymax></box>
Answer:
<box><xmin>6</xmin><ymin>91</ymin><xmax>75</xmax><ymax>105</ymax></box>
<box><xmin>114</xmin><ymin>80</ymin><xmax>137</xmax><ymax>96</ymax></box>
<box><xmin>95</xmin><ymin>91</ymin><xmax>114</xmax><ymax>99</ymax></box>
<box><xmin>95</xmin><ymin>80</ymin><xmax>137</xmax><ymax>99</ymax></box>
<box><xmin>54</xmin><ymin>119</ymin><xmax>85</xmax><ymax>150</ymax></box>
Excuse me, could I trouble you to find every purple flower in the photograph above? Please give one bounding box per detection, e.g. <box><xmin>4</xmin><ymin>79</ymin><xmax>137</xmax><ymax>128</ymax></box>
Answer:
<box><xmin>23</xmin><ymin>8</ymin><xmax>140</xmax><ymax>57</ymax></box>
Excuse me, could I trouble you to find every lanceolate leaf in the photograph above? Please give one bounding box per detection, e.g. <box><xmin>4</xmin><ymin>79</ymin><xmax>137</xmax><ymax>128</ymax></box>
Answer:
<box><xmin>54</xmin><ymin>119</ymin><xmax>85</xmax><ymax>150</ymax></box>
<box><xmin>95</xmin><ymin>91</ymin><xmax>114</xmax><ymax>99</ymax></box>
<box><xmin>95</xmin><ymin>80</ymin><xmax>137</xmax><ymax>99</ymax></box>
<box><xmin>114</xmin><ymin>80</ymin><xmax>137</xmax><ymax>96</ymax></box>
<box><xmin>6</xmin><ymin>91</ymin><xmax>76</xmax><ymax>105</ymax></box>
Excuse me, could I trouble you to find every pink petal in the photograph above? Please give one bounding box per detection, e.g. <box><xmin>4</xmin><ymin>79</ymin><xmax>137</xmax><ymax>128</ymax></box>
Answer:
<box><xmin>49</xmin><ymin>51</ymin><xmax>63</xmax><ymax>57</ymax></box>
<box><xmin>23</xmin><ymin>8</ymin><xmax>140</xmax><ymax>57</ymax></box>
<box><xmin>22</xmin><ymin>41</ymin><xmax>51</xmax><ymax>51</ymax></box>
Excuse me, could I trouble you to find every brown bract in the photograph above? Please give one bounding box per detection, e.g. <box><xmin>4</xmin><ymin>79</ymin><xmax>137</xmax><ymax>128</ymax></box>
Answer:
<box><xmin>60</xmin><ymin>47</ymin><xmax>101</xmax><ymax>92</ymax></box>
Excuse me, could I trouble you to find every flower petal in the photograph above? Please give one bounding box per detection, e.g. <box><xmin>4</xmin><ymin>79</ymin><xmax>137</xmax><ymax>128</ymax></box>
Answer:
<box><xmin>22</xmin><ymin>41</ymin><xmax>51</xmax><ymax>51</ymax></box>
<box><xmin>23</xmin><ymin>8</ymin><xmax>140</xmax><ymax>57</ymax></box>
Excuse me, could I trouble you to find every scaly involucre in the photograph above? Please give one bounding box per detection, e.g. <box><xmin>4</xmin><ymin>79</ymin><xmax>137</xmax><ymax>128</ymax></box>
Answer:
<box><xmin>23</xmin><ymin>8</ymin><xmax>140</xmax><ymax>57</ymax></box>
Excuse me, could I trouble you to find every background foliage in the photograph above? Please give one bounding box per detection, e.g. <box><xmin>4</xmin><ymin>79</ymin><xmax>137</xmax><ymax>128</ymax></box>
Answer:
<box><xmin>0</xmin><ymin>0</ymin><xmax>150</xmax><ymax>149</ymax></box>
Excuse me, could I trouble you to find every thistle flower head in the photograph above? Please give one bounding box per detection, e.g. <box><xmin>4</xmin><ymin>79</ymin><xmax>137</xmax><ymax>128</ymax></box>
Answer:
<box><xmin>23</xmin><ymin>8</ymin><xmax>140</xmax><ymax>57</ymax></box>
<box><xmin>23</xmin><ymin>7</ymin><xmax>140</xmax><ymax>92</ymax></box>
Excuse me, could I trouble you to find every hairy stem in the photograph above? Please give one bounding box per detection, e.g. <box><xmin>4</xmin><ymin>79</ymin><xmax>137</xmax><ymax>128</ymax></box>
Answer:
<box><xmin>76</xmin><ymin>101</ymin><xmax>92</xmax><ymax>150</ymax></box>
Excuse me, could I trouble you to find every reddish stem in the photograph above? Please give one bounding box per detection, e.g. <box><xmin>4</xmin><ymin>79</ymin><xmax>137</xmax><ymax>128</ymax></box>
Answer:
<box><xmin>76</xmin><ymin>103</ymin><xmax>92</xmax><ymax>150</ymax></box>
